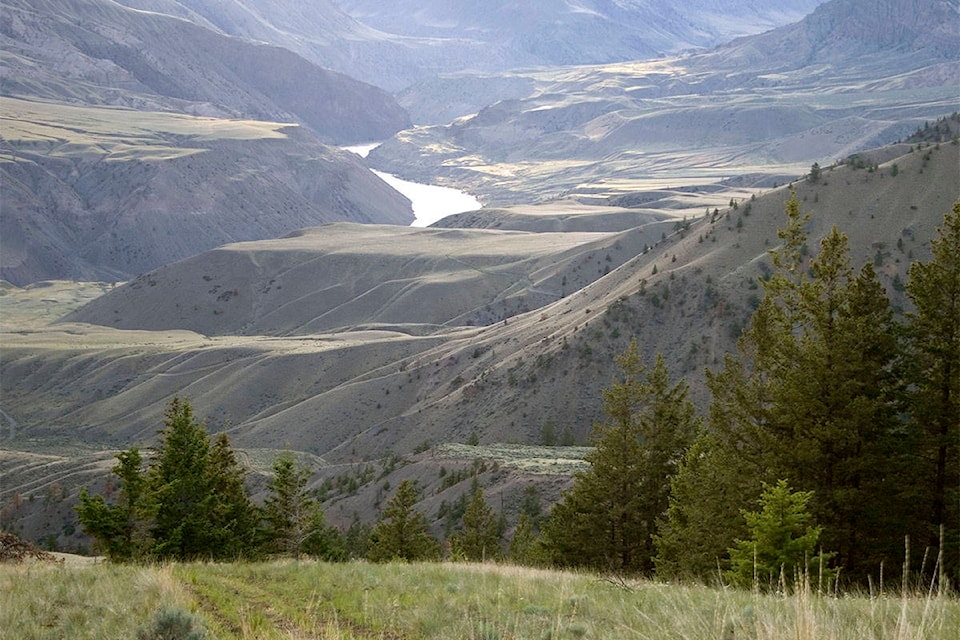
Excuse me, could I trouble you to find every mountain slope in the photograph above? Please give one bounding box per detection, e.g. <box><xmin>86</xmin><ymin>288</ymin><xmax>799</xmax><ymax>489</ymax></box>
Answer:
<box><xmin>3</xmin><ymin>142</ymin><xmax>956</xmax><ymax>453</ymax></box>
<box><xmin>0</xmin><ymin>0</ymin><xmax>418</xmax><ymax>284</ymax></box>
<box><xmin>2</xmin><ymin>141</ymin><xmax>956</xmax><ymax>548</ymax></box>
<box><xmin>370</xmin><ymin>0</ymin><xmax>960</xmax><ymax>204</ymax></box>
<box><xmin>0</xmin><ymin>0</ymin><xmax>410</xmax><ymax>142</ymax></box>
<box><xmin>0</xmin><ymin>98</ymin><xmax>412</xmax><ymax>285</ymax></box>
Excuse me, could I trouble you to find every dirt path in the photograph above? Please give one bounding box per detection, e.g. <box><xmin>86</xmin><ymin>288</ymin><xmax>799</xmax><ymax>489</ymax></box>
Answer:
<box><xmin>177</xmin><ymin>569</ymin><xmax>405</xmax><ymax>639</ymax></box>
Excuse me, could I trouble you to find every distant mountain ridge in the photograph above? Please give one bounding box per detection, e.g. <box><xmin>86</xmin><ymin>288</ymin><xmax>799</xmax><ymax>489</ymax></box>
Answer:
<box><xmin>0</xmin><ymin>100</ymin><xmax>413</xmax><ymax>285</ymax></box>
<box><xmin>107</xmin><ymin>0</ymin><xmax>828</xmax><ymax>91</ymax></box>
<box><xmin>369</xmin><ymin>0</ymin><xmax>960</xmax><ymax>204</ymax></box>
<box><xmin>0</xmin><ymin>0</ymin><xmax>415</xmax><ymax>285</ymax></box>
<box><xmin>701</xmin><ymin>0</ymin><xmax>960</xmax><ymax>69</ymax></box>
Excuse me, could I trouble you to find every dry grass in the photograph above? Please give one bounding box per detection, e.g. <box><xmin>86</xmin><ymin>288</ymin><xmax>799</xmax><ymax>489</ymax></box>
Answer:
<box><xmin>0</xmin><ymin>562</ymin><xmax>194</xmax><ymax>639</ymax></box>
<box><xmin>437</xmin><ymin>443</ymin><xmax>591</xmax><ymax>475</ymax></box>
<box><xmin>3</xmin><ymin>560</ymin><xmax>956</xmax><ymax>639</ymax></box>
<box><xmin>0</xmin><ymin>97</ymin><xmax>291</xmax><ymax>162</ymax></box>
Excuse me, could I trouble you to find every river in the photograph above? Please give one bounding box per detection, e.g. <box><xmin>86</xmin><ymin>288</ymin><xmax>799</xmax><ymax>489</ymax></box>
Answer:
<box><xmin>344</xmin><ymin>144</ymin><xmax>482</xmax><ymax>227</ymax></box>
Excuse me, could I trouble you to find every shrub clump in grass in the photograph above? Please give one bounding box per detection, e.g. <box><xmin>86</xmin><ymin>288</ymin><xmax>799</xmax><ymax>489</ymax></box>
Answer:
<box><xmin>137</xmin><ymin>607</ymin><xmax>208</xmax><ymax>640</ymax></box>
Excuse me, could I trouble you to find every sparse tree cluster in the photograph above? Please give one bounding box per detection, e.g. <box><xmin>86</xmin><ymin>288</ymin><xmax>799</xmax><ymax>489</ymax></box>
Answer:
<box><xmin>77</xmin><ymin>398</ymin><xmax>335</xmax><ymax>562</ymax></box>
<box><xmin>680</xmin><ymin>197</ymin><xmax>955</xmax><ymax>588</ymax></box>
<box><xmin>532</xmin><ymin>196</ymin><xmax>958</xmax><ymax>591</ymax></box>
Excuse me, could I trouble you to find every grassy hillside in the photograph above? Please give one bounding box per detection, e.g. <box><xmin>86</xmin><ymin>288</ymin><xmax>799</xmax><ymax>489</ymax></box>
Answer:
<box><xmin>0</xmin><ymin>97</ymin><xmax>292</xmax><ymax>160</ymax></box>
<box><xmin>1</xmin><ymin>140</ymin><xmax>957</xmax><ymax>550</ymax></box>
<box><xmin>0</xmin><ymin>98</ymin><xmax>413</xmax><ymax>284</ymax></box>
<box><xmin>2</xmin><ymin>559</ymin><xmax>957</xmax><ymax>639</ymax></box>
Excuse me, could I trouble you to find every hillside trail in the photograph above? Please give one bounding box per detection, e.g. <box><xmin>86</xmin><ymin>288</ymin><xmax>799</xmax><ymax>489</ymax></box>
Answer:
<box><xmin>179</xmin><ymin>568</ymin><xmax>405</xmax><ymax>639</ymax></box>
<box><xmin>0</xmin><ymin>407</ymin><xmax>19</xmax><ymax>438</ymax></box>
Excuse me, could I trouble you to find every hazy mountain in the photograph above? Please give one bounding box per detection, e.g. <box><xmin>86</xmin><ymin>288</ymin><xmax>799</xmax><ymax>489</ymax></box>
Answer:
<box><xmin>0</xmin><ymin>0</ymin><xmax>416</xmax><ymax>285</ymax></box>
<box><xmin>697</xmin><ymin>0</ymin><xmax>960</xmax><ymax>70</ymax></box>
<box><xmin>0</xmin><ymin>0</ymin><xmax>410</xmax><ymax>142</ymax></box>
<box><xmin>105</xmin><ymin>0</ymin><xmax>827</xmax><ymax>92</ymax></box>
<box><xmin>371</xmin><ymin>0</ymin><xmax>960</xmax><ymax>204</ymax></box>
<box><xmin>337</xmin><ymin>0</ymin><xmax>826</xmax><ymax>61</ymax></box>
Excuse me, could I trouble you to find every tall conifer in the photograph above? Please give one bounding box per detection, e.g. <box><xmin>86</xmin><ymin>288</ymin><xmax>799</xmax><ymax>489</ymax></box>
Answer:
<box><xmin>905</xmin><ymin>201</ymin><xmax>960</xmax><ymax>583</ymax></box>
<box><xmin>541</xmin><ymin>340</ymin><xmax>698</xmax><ymax>574</ymax></box>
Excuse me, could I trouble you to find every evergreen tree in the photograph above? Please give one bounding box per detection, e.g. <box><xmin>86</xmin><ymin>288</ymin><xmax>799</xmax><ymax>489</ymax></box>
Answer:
<box><xmin>654</xmin><ymin>431</ymin><xmax>755</xmax><ymax>579</ymax></box>
<box><xmin>76</xmin><ymin>397</ymin><xmax>261</xmax><ymax>561</ymax></box>
<box><xmin>450</xmin><ymin>486</ymin><xmax>501</xmax><ymax>561</ymax></box>
<box><xmin>770</xmin><ymin>231</ymin><xmax>902</xmax><ymax>573</ymax></box>
<box><xmin>905</xmin><ymin>201</ymin><xmax>960</xmax><ymax>583</ymax></box>
<box><xmin>367</xmin><ymin>480</ymin><xmax>439</xmax><ymax>562</ymax></box>
<box><xmin>76</xmin><ymin>448</ymin><xmax>149</xmax><ymax>560</ymax></box>
<box><xmin>540</xmin><ymin>340</ymin><xmax>699</xmax><ymax>574</ymax></box>
<box><xmin>207</xmin><ymin>433</ymin><xmax>259</xmax><ymax>558</ymax></box>
<box><xmin>147</xmin><ymin>397</ymin><xmax>218</xmax><ymax>560</ymax></box>
<box><xmin>344</xmin><ymin>518</ymin><xmax>373</xmax><ymax>560</ymax></box>
<box><xmin>726</xmin><ymin>480</ymin><xmax>834</xmax><ymax>591</ymax></box>
<box><xmin>665</xmin><ymin>193</ymin><xmax>905</xmax><ymax>582</ymax></box>
<box><xmin>263</xmin><ymin>452</ymin><xmax>326</xmax><ymax>559</ymax></box>
<box><xmin>508</xmin><ymin>513</ymin><xmax>541</xmax><ymax>566</ymax></box>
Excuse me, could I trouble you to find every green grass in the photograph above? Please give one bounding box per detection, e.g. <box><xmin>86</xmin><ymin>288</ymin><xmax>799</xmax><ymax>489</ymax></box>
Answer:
<box><xmin>4</xmin><ymin>560</ymin><xmax>957</xmax><ymax>639</ymax></box>
<box><xmin>0</xmin><ymin>562</ymin><xmax>195</xmax><ymax>639</ymax></box>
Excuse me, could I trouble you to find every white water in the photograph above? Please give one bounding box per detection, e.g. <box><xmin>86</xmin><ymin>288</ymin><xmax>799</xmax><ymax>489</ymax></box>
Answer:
<box><xmin>343</xmin><ymin>143</ymin><xmax>482</xmax><ymax>227</ymax></box>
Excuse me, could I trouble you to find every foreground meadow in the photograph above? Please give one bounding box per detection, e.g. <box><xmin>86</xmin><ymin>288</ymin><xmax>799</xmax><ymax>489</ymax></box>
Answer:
<box><xmin>2</xmin><ymin>560</ymin><xmax>957</xmax><ymax>639</ymax></box>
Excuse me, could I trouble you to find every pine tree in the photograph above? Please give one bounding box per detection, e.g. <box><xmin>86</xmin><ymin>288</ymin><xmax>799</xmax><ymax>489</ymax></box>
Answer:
<box><xmin>667</xmin><ymin>194</ymin><xmax>905</xmax><ymax>582</ymax></box>
<box><xmin>508</xmin><ymin>513</ymin><xmax>541</xmax><ymax>566</ymax></box>
<box><xmin>263</xmin><ymin>452</ymin><xmax>326</xmax><ymax>559</ymax></box>
<box><xmin>905</xmin><ymin>201</ymin><xmax>960</xmax><ymax>583</ymax></box>
<box><xmin>450</xmin><ymin>486</ymin><xmax>501</xmax><ymax>561</ymax></box>
<box><xmin>654</xmin><ymin>431</ymin><xmax>755</xmax><ymax>579</ymax></box>
<box><xmin>76</xmin><ymin>397</ymin><xmax>261</xmax><ymax>561</ymax></box>
<box><xmin>76</xmin><ymin>448</ymin><xmax>149</xmax><ymax>560</ymax></box>
<box><xmin>726</xmin><ymin>480</ymin><xmax>834</xmax><ymax>590</ymax></box>
<box><xmin>207</xmin><ymin>433</ymin><xmax>259</xmax><ymax>558</ymax></box>
<box><xmin>769</xmin><ymin>231</ymin><xmax>902</xmax><ymax>573</ymax></box>
<box><xmin>540</xmin><ymin>340</ymin><xmax>699</xmax><ymax>574</ymax></box>
<box><xmin>148</xmin><ymin>397</ymin><xmax>217</xmax><ymax>560</ymax></box>
<box><xmin>367</xmin><ymin>480</ymin><xmax>439</xmax><ymax>562</ymax></box>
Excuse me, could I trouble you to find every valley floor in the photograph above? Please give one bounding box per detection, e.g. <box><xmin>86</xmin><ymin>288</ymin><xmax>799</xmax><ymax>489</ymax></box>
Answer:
<box><xmin>2</xmin><ymin>559</ymin><xmax>957</xmax><ymax>639</ymax></box>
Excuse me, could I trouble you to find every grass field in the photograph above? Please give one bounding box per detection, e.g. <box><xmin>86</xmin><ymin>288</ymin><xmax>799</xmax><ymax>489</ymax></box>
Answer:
<box><xmin>2</xmin><ymin>560</ymin><xmax>956</xmax><ymax>639</ymax></box>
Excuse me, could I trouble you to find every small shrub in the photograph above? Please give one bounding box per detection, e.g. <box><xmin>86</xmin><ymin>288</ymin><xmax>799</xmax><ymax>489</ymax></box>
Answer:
<box><xmin>137</xmin><ymin>608</ymin><xmax>207</xmax><ymax>640</ymax></box>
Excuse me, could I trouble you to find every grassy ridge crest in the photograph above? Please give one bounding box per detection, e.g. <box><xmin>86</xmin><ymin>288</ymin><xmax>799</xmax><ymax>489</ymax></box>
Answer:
<box><xmin>2</xmin><ymin>559</ymin><xmax>957</xmax><ymax>639</ymax></box>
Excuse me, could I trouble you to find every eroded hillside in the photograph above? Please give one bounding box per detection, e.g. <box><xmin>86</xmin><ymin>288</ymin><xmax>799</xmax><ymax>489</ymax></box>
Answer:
<box><xmin>0</xmin><ymin>99</ymin><xmax>412</xmax><ymax>284</ymax></box>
